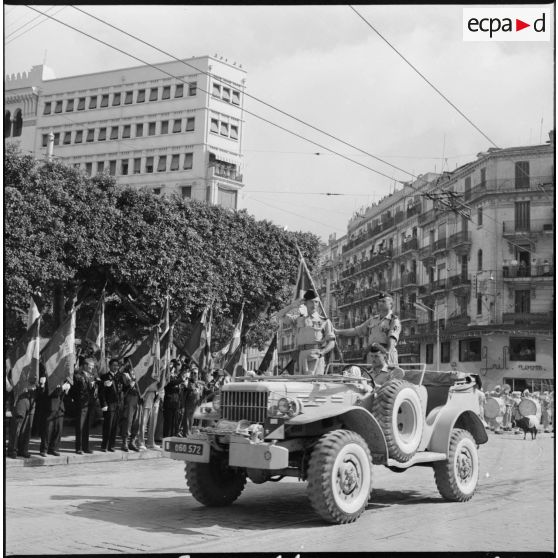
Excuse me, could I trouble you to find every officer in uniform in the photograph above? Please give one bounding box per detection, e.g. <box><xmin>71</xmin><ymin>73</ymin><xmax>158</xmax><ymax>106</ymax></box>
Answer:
<box><xmin>276</xmin><ymin>290</ymin><xmax>335</xmax><ymax>375</ymax></box>
<box><xmin>335</xmin><ymin>292</ymin><xmax>401</xmax><ymax>365</ymax></box>
<box><xmin>367</xmin><ymin>343</ymin><xmax>405</xmax><ymax>385</ymax></box>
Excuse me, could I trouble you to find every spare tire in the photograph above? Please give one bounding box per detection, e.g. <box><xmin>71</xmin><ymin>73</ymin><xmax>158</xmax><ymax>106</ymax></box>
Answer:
<box><xmin>484</xmin><ymin>396</ymin><xmax>505</xmax><ymax>419</ymax></box>
<box><xmin>371</xmin><ymin>379</ymin><xmax>424</xmax><ymax>462</ymax></box>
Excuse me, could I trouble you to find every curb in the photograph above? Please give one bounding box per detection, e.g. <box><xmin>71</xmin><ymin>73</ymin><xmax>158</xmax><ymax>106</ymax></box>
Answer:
<box><xmin>5</xmin><ymin>448</ymin><xmax>165</xmax><ymax>468</ymax></box>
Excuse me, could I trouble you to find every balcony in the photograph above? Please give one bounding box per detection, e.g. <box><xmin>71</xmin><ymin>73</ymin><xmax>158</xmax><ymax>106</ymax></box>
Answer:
<box><xmin>418</xmin><ymin>207</ymin><xmax>439</xmax><ymax>226</ymax></box>
<box><xmin>446</xmin><ymin>313</ymin><xmax>470</xmax><ymax>329</ymax></box>
<box><xmin>502</xmin><ymin>263</ymin><xmax>554</xmax><ymax>278</ymax></box>
<box><xmin>502</xmin><ymin>312</ymin><xmax>553</xmax><ymax>325</ymax></box>
<box><xmin>448</xmin><ymin>274</ymin><xmax>471</xmax><ymax>288</ymax></box>
<box><xmin>418</xmin><ymin>284</ymin><xmax>432</xmax><ymax>296</ymax></box>
<box><xmin>400</xmin><ymin>237</ymin><xmax>419</xmax><ymax>255</ymax></box>
<box><xmin>209</xmin><ymin>164</ymin><xmax>243</xmax><ymax>183</ymax></box>
<box><xmin>431</xmin><ymin>278</ymin><xmax>449</xmax><ymax>292</ymax></box>
<box><xmin>419</xmin><ymin>244</ymin><xmax>436</xmax><ymax>264</ymax></box>
<box><xmin>401</xmin><ymin>271</ymin><xmax>417</xmax><ymax>288</ymax></box>
<box><xmin>449</xmin><ymin>231</ymin><xmax>472</xmax><ymax>254</ymax></box>
<box><xmin>406</xmin><ymin>203</ymin><xmax>422</xmax><ymax>219</ymax></box>
<box><xmin>394</xmin><ymin>211</ymin><xmax>405</xmax><ymax>225</ymax></box>
<box><xmin>502</xmin><ymin>219</ymin><xmax>554</xmax><ymax>237</ymax></box>
<box><xmin>468</xmin><ymin>175</ymin><xmax>554</xmax><ymax>200</ymax></box>
<box><xmin>433</xmin><ymin>237</ymin><xmax>448</xmax><ymax>254</ymax></box>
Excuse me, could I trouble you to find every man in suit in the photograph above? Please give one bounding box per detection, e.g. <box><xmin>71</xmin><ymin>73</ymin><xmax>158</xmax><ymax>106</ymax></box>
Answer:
<box><xmin>70</xmin><ymin>357</ymin><xmax>99</xmax><ymax>454</ymax></box>
<box><xmin>6</xmin><ymin>378</ymin><xmax>37</xmax><ymax>459</ymax></box>
<box><xmin>98</xmin><ymin>358</ymin><xmax>121</xmax><ymax>452</ymax></box>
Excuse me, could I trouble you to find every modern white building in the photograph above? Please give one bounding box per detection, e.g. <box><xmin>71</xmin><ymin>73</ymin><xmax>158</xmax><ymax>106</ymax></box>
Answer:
<box><xmin>5</xmin><ymin>55</ymin><xmax>246</xmax><ymax>208</ymax></box>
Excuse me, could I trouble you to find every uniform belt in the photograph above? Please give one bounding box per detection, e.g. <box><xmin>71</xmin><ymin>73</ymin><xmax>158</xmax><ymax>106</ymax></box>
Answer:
<box><xmin>298</xmin><ymin>343</ymin><xmax>322</xmax><ymax>351</ymax></box>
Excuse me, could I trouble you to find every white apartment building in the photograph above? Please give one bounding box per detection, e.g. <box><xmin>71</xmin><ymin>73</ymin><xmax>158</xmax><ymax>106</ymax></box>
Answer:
<box><xmin>5</xmin><ymin>55</ymin><xmax>246</xmax><ymax>208</ymax></box>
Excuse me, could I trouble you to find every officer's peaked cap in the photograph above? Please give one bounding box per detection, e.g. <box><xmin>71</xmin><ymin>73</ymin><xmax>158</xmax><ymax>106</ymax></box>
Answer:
<box><xmin>303</xmin><ymin>289</ymin><xmax>319</xmax><ymax>301</ymax></box>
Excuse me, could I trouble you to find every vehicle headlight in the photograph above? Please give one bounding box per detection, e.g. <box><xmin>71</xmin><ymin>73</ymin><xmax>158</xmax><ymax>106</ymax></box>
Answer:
<box><xmin>273</xmin><ymin>396</ymin><xmax>302</xmax><ymax>418</ymax></box>
<box><xmin>277</xmin><ymin>398</ymin><xmax>291</xmax><ymax>413</ymax></box>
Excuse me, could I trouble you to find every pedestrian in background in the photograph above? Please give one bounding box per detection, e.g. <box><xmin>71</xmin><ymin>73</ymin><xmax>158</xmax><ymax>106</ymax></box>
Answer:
<box><xmin>183</xmin><ymin>366</ymin><xmax>203</xmax><ymax>436</ymax></box>
<box><xmin>38</xmin><ymin>371</ymin><xmax>71</xmax><ymax>457</ymax></box>
<box><xmin>70</xmin><ymin>357</ymin><xmax>99</xmax><ymax>454</ymax></box>
<box><xmin>137</xmin><ymin>383</ymin><xmax>158</xmax><ymax>450</ymax></box>
<box><xmin>6</xmin><ymin>371</ymin><xmax>37</xmax><ymax>459</ymax></box>
<box><xmin>98</xmin><ymin>358</ymin><xmax>121</xmax><ymax>452</ymax></box>
<box><xmin>163</xmin><ymin>363</ymin><xmax>182</xmax><ymax>437</ymax></box>
<box><xmin>118</xmin><ymin>361</ymin><xmax>140</xmax><ymax>452</ymax></box>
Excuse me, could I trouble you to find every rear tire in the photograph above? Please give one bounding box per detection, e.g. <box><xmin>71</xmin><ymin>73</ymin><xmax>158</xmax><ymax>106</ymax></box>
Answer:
<box><xmin>307</xmin><ymin>429</ymin><xmax>372</xmax><ymax>524</ymax></box>
<box><xmin>371</xmin><ymin>379</ymin><xmax>424</xmax><ymax>462</ymax></box>
<box><xmin>433</xmin><ymin>429</ymin><xmax>479</xmax><ymax>502</ymax></box>
<box><xmin>185</xmin><ymin>455</ymin><xmax>246</xmax><ymax>507</ymax></box>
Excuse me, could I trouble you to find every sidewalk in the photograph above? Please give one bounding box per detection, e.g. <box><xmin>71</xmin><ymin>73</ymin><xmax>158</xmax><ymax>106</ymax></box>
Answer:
<box><xmin>4</xmin><ymin>423</ymin><xmax>165</xmax><ymax>468</ymax></box>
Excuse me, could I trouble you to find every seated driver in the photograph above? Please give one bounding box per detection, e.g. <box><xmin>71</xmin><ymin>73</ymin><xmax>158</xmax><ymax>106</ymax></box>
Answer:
<box><xmin>368</xmin><ymin>343</ymin><xmax>405</xmax><ymax>385</ymax></box>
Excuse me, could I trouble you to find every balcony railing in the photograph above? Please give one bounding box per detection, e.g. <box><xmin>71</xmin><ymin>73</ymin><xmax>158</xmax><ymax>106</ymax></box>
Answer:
<box><xmin>448</xmin><ymin>274</ymin><xmax>471</xmax><ymax>288</ymax></box>
<box><xmin>446</xmin><ymin>313</ymin><xmax>470</xmax><ymax>328</ymax></box>
<box><xmin>433</xmin><ymin>238</ymin><xmax>447</xmax><ymax>252</ymax></box>
<box><xmin>468</xmin><ymin>175</ymin><xmax>554</xmax><ymax>199</ymax></box>
<box><xmin>502</xmin><ymin>312</ymin><xmax>552</xmax><ymax>325</ymax></box>
<box><xmin>401</xmin><ymin>271</ymin><xmax>417</xmax><ymax>286</ymax></box>
<box><xmin>209</xmin><ymin>164</ymin><xmax>243</xmax><ymax>183</ymax></box>
<box><xmin>418</xmin><ymin>207</ymin><xmax>439</xmax><ymax>225</ymax></box>
<box><xmin>406</xmin><ymin>203</ymin><xmax>422</xmax><ymax>218</ymax></box>
<box><xmin>431</xmin><ymin>278</ymin><xmax>449</xmax><ymax>292</ymax></box>
<box><xmin>400</xmin><ymin>237</ymin><xmax>419</xmax><ymax>254</ymax></box>
<box><xmin>419</xmin><ymin>244</ymin><xmax>433</xmax><ymax>260</ymax></box>
<box><xmin>502</xmin><ymin>219</ymin><xmax>554</xmax><ymax>234</ymax></box>
<box><xmin>394</xmin><ymin>211</ymin><xmax>405</xmax><ymax>225</ymax></box>
<box><xmin>448</xmin><ymin>231</ymin><xmax>472</xmax><ymax>247</ymax></box>
<box><xmin>502</xmin><ymin>263</ymin><xmax>554</xmax><ymax>278</ymax></box>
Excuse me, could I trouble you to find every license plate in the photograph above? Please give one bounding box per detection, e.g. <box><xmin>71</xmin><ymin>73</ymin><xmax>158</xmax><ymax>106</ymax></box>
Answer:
<box><xmin>165</xmin><ymin>441</ymin><xmax>204</xmax><ymax>455</ymax></box>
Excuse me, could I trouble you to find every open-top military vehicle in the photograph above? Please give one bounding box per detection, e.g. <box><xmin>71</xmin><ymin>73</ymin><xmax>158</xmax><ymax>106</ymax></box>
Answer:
<box><xmin>163</xmin><ymin>363</ymin><xmax>488</xmax><ymax>524</ymax></box>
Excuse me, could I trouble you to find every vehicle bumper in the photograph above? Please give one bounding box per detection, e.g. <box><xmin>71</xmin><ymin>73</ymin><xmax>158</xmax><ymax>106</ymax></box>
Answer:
<box><xmin>228</xmin><ymin>434</ymin><xmax>289</xmax><ymax>469</ymax></box>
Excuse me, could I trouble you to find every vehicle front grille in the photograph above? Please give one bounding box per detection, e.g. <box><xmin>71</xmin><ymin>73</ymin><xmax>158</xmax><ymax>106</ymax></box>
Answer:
<box><xmin>221</xmin><ymin>390</ymin><xmax>268</xmax><ymax>424</ymax></box>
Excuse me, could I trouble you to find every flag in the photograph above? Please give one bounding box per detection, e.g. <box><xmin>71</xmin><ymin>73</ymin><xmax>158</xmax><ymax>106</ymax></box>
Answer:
<box><xmin>6</xmin><ymin>298</ymin><xmax>41</xmax><ymax>400</ymax></box>
<box><xmin>85</xmin><ymin>290</ymin><xmax>106</xmax><ymax>375</ymax></box>
<box><xmin>126</xmin><ymin>327</ymin><xmax>160</xmax><ymax>398</ymax></box>
<box><xmin>159</xmin><ymin>295</ymin><xmax>171</xmax><ymax>376</ymax></box>
<box><xmin>293</xmin><ymin>259</ymin><xmax>313</xmax><ymax>301</ymax></box>
<box><xmin>225</xmin><ymin>306</ymin><xmax>244</xmax><ymax>363</ymax></box>
<box><xmin>201</xmin><ymin>306</ymin><xmax>213</xmax><ymax>372</ymax></box>
<box><xmin>225</xmin><ymin>340</ymin><xmax>246</xmax><ymax>377</ymax></box>
<box><xmin>156</xmin><ymin>325</ymin><xmax>173</xmax><ymax>391</ymax></box>
<box><xmin>41</xmin><ymin>307</ymin><xmax>76</xmax><ymax>394</ymax></box>
<box><xmin>176</xmin><ymin>306</ymin><xmax>211</xmax><ymax>367</ymax></box>
<box><xmin>257</xmin><ymin>335</ymin><xmax>277</xmax><ymax>375</ymax></box>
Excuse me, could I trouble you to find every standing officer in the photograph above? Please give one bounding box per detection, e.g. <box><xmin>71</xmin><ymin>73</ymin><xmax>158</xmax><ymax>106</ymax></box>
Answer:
<box><xmin>70</xmin><ymin>357</ymin><xmax>98</xmax><ymax>454</ymax></box>
<box><xmin>98</xmin><ymin>358</ymin><xmax>121</xmax><ymax>452</ymax></box>
<box><xmin>276</xmin><ymin>290</ymin><xmax>335</xmax><ymax>375</ymax></box>
<box><xmin>335</xmin><ymin>292</ymin><xmax>401</xmax><ymax>365</ymax></box>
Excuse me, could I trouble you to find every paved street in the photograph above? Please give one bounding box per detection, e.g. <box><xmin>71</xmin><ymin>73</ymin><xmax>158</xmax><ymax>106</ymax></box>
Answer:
<box><xmin>5</xmin><ymin>431</ymin><xmax>554</xmax><ymax>555</ymax></box>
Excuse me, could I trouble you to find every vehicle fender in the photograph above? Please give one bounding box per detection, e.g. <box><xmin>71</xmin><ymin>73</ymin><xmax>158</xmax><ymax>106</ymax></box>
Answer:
<box><xmin>428</xmin><ymin>408</ymin><xmax>488</xmax><ymax>453</ymax></box>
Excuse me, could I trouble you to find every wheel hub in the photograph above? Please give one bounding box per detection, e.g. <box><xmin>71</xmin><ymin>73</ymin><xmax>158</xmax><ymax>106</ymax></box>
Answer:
<box><xmin>338</xmin><ymin>458</ymin><xmax>359</xmax><ymax>495</ymax></box>
<box><xmin>457</xmin><ymin>450</ymin><xmax>472</xmax><ymax>481</ymax></box>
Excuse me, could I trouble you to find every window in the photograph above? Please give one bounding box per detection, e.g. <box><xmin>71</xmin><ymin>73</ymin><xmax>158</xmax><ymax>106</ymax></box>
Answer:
<box><xmin>514</xmin><ymin>290</ymin><xmax>531</xmax><ymax>313</ymax></box>
<box><xmin>42</xmin><ymin>134</ymin><xmax>48</xmax><ymax>147</ymax></box>
<box><xmin>464</xmin><ymin>176</ymin><xmax>471</xmax><ymax>200</ymax></box>
<box><xmin>509</xmin><ymin>337</ymin><xmax>536</xmax><ymax>361</ymax></box>
<box><xmin>182</xmin><ymin>186</ymin><xmax>192</xmax><ymax>198</ymax></box>
<box><xmin>121</xmin><ymin>160</ymin><xmax>129</xmax><ymax>175</ymax></box>
<box><xmin>109</xmin><ymin>160</ymin><xmax>116</xmax><ymax>176</ymax></box>
<box><xmin>175</xmin><ymin>84</ymin><xmax>183</xmax><ymax>98</ymax></box>
<box><xmin>86</xmin><ymin>129</ymin><xmax>95</xmax><ymax>142</ymax></box>
<box><xmin>188</xmin><ymin>82</ymin><xmax>197</xmax><ymax>96</ymax></box>
<box><xmin>77</xmin><ymin>97</ymin><xmax>86</xmax><ymax>110</ymax></box>
<box><xmin>476</xmin><ymin>294</ymin><xmax>482</xmax><ymax>315</ymax></box>
<box><xmin>122</xmin><ymin>125</ymin><xmax>131</xmax><ymax>139</ymax></box>
<box><xmin>231</xmin><ymin>90</ymin><xmax>240</xmax><ymax>105</ymax></box>
<box><xmin>100</xmin><ymin>94</ymin><xmax>109</xmax><ymax>107</ymax></box>
<box><xmin>97</xmin><ymin>161</ymin><xmax>104</xmax><ymax>173</ymax></box>
<box><xmin>477</xmin><ymin>206</ymin><xmax>483</xmax><ymax>226</ymax></box>
<box><xmin>153</xmin><ymin>187</ymin><xmax>161</xmax><ymax>195</ymax></box>
<box><xmin>480</xmin><ymin>167</ymin><xmax>486</xmax><ymax>187</ymax></box>
<box><xmin>75</xmin><ymin>130</ymin><xmax>83</xmax><ymax>143</ymax></box>
<box><xmin>220</xmin><ymin>122</ymin><xmax>229</xmax><ymax>136</ymax></box>
<box><xmin>170</xmin><ymin>154</ymin><xmax>180</xmax><ymax>171</ymax></box>
<box><xmin>425</xmin><ymin>344</ymin><xmax>434</xmax><ymax>364</ymax></box>
<box><xmin>63</xmin><ymin>131</ymin><xmax>72</xmax><ymax>145</ymax></box>
<box><xmin>210</xmin><ymin>119</ymin><xmax>219</xmax><ymax>133</ymax></box>
<box><xmin>136</xmin><ymin>123</ymin><xmax>144</xmax><ymax>137</ymax></box>
<box><xmin>85</xmin><ymin>162</ymin><xmax>92</xmax><ymax>176</ymax></box>
<box><xmin>183</xmin><ymin>152</ymin><xmax>193</xmax><ymax>170</ymax></box>
<box><xmin>185</xmin><ymin>117</ymin><xmax>195</xmax><ymax>131</ymax></box>
<box><xmin>477</xmin><ymin>249</ymin><xmax>482</xmax><ymax>270</ymax></box>
<box><xmin>441</xmin><ymin>341</ymin><xmax>451</xmax><ymax>363</ymax></box>
<box><xmin>160</xmin><ymin>120</ymin><xmax>169</xmax><ymax>134</ymax></box>
<box><xmin>54</xmin><ymin>100</ymin><xmax>63</xmax><ymax>113</ymax></box>
<box><xmin>137</xmin><ymin>89</ymin><xmax>145</xmax><ymax>103</ymax></box>
<box><xmin>112</xmin><ymin>92</ymin><xmax>121</xmax><ymax>106</ymax></box>
<box><xmin>124</xmin><ymin>91</ymin><xmax>133</xmax><ymax>104</ymax></box>
<box><xmin>89</xmin><ymin>96</ymin><xmax>97</xmax><ymax>109</ymax></box>
<box><xmin>133</xmin><ymin>158</ymin><xmax>141</xmax><ymax>174</ymax></box>
<box><xmin>172</xmin><ymin>119</ymin><xmax>181</xmax><ymax>133</ymax></box>
<box><xmin>222</xmin><ymin>87</ymin><xmax>230</xmax><ymax>102</ymax></box>
<box><xmin>110</xmin><ymin>126</ymin><xmax>119</xmax><ymax>140</ymax></box>
<box><xmin>212</xmin><ymin>83</ymin><xmax>221</xmax><ymax>97</ymax></box>
<box><xmin>149</xmin><ymin>87</ymin><xmax>158</xmax><ymax>101</ymax></box>
<box><xmin>230</xmin><ymin>125</ymin><xmax>238</xmax><ymax>140</ymax></box>
<box><xmin>459</xmin><ymin>338</ymin><xmax>481</xmax><ymax>362</ymax></box>
<box><xmin>66</xmin><ymin>99</ymin><xmax>74</xmax><ymax>112</ymax></box>
<box><xmin>515</xmin><ymin>161</ymin><xmax>530</xmax><ymax>189</ymax></box>
<box><xmin>515</xmin><ymin>201</ymin><xmax>530</xmax><ymax>231</ymax></box>
<box><xmin>43</xmin><ymin>102</ymin><xmax>52</xmax><ymax>115</ymax></box>
<box><xmin>98</xmin><ymin>127</ymin><xmax>107</xmax><ymax>141</ymax></box>
<box><xmin>217</xmin><ymin>186</ymin><xmax>237</xmax><ymax>209</ymax></box>
<box><xmin>157</xmin><ymin>155</ymin><xmax>167</xmax><ymax>172</ymax></box>
<box><xmin>145</xmin><ymin>156</ymin><xmax>154</xmax><ymax>173</ymax></box>
<box><xmin>162</xmin><ymin>86</ymin><xmax>171</xmax><ymax>99</ymax></box>
<box><xmin>148</xmin><ymin>122</ymin><xmax>156</xmax><ymax>136</ymax></box>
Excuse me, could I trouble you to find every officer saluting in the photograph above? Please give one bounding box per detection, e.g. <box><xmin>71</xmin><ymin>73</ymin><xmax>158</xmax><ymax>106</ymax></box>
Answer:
<box><xmin>276</xmin><ymin>290</ymin><xmax>335</xmax><ymax>375</ymax></box>
<box><xmin>335</xmin><ymin>292</ymin><xmax>401</xmax><ymax>365</ymax></box>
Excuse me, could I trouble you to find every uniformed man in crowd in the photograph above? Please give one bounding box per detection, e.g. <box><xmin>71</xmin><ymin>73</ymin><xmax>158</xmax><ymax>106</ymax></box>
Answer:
<box><xmin>98</xmin><ymin>358</ymin><xmax>121</xmax><ymax>452</ymax></box>
<box><xmin>163</xmin><ymin>361</ymin><xmax>183</xmax><ymax>437</ymax></box>
<box><xmin>367</xmin><ymin>343</ymin><xmax>405</xmax><ymax>386</ymax></box>
<box><xmin>335</xmin><ymin>292</ymin><xmax>401</xmax><ymax>365</ymax></box>
<box><xmin>276</xmin><ymin>290</ymin><xmax>335</xmax><ymax>375</ymax></box>
<box><xmin>70</xmin><ymin>357</ymin><xmax>99</xmax><ymax>454</ymax></box>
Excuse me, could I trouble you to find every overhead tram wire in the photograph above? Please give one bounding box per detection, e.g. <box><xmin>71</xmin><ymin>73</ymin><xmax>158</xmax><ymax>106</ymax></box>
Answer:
<box><xmin>348</xmin><ymin>5</ymin><xmax>499</xmax><ymax>150</ymax></box>
<box><xmin>6</xmin><ymin>6</ymin><xmax>66</xmax><ymax>44</ymax></box>
<box><xmin>69</xmin><ymin>4</ymin><xmax>416</xmax><ymax>181</ymax></box>
<box><xmin>24</xmin><ymin>6</ymin><xmax>406</xmax><ymax>185</ymax></box>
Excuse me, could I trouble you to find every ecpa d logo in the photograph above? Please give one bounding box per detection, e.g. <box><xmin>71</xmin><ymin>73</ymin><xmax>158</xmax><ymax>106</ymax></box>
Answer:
<box><xmin>463</xmin><ymin>8</ymin><xmax>551</xmax><ymax>41</ymax></box>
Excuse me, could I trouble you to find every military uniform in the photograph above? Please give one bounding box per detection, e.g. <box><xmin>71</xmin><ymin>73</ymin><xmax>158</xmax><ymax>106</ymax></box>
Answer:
<box><xmin>286</xmin><ymin>311</ymin><xmax>335</xmax><ymax>375</ymax></box>
<box><xmin>371</xmin><ymin>364</ymin><xmax>405</xmax><ymax>386</ymax></box>
<box><xmin>351</xmin><ymin>312</ymin><xmax>401</xmax><ymax>365</ymax></box>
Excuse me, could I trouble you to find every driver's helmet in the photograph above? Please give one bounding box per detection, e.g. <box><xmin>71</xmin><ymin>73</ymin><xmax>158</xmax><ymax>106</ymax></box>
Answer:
<box><xmin>342</xmin><ymin>365</ymin><xmax>362</xmax><ymax>379</ymax></box>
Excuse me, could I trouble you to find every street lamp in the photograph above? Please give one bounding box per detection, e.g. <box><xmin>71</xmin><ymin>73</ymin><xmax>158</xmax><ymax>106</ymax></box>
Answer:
<box><xmin>414</xmin><ymin>300</ymin><xmax>439</xmax><ymax>370</ymax></box>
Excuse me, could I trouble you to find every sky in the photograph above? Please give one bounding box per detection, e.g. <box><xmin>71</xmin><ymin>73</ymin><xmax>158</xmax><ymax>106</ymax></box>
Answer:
<box><xmin>4</xmin><ymin>4</ymin><xmax>555</xmax><ymax>242</ymax></box>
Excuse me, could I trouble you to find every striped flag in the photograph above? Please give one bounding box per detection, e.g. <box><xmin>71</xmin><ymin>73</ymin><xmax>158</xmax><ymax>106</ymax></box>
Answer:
<box><xmin>85</xmin><ymin>290</ymin><xmax>106</xmax><ymax>375</ymax></box>
<box><xmin>41</xmin><ymin>307</ymin><xmax>76</xmax><ymax>394</ymax></box>
<box><xmin>293</xmin><ymin>259</ymin><xmax>313</xmax><ymax>302</ymax></box>
<box><xmin>224</xmin><ymin>306</ymin><xmax>244</xmax><ymax>364</ymax></box>
<box><xmin>127</xmin><ymin>327</ymin><xmax>160</xmax><ymax>398</ymax></box>
<box><xmin>257</xmin><ymin>335</ymin><xmax>277</xmax><ymax>375</ymax></box>
<box><xmin>225</xmin><ymin>339</ymin><xmax>246</xmax><ymax>377</ymax></box>
<box><xmin>201</xmin><ymin>306</ymin><xmax>213</xmax><ymax>372</ymax></box>
<box><xmin>157</xmin><ymin>325</ymin><xmax>174</xmax><ymax>391</ymax></box>
<box><xmin>6</xmin><ymin>298</ymin><xmax>41</xmax><ymax>399</ymax></box>
<box><xmin>177</xmin><ymin>306</ymin><xmax>211</xmax><ymax>368</ymax></box>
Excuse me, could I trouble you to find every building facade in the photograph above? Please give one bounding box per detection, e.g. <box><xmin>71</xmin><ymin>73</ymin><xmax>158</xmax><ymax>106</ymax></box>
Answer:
<box><xmin>316</xmin><ymin>136</ymin><xmax>554</xmax><ymax>392</ymax></box>
<box><xmin>5</xmin><ymin>56</ymin><xmax>246</xmax><ymax>208</ymax></box>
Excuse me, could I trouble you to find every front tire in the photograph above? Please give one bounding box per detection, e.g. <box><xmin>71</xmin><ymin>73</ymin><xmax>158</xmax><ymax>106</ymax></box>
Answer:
<box><xmin>307</xmin><ymin>429</ymin><xmax>372</xmax><ymax>524</ymax></box>
<box><xmin>185</xmin><ymin>456</ymin><xmax>247</xmax><ymax>507</ymax></box>
<box><xmin>433</xmin><ymin>428</ymin><xmax>479</xmax><ymax>502</ymax></box>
